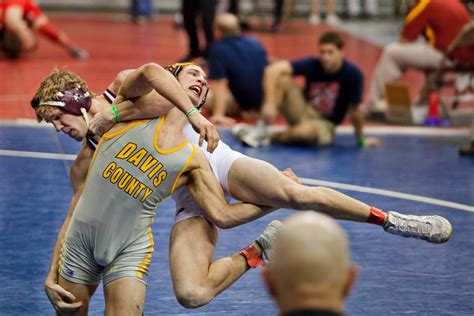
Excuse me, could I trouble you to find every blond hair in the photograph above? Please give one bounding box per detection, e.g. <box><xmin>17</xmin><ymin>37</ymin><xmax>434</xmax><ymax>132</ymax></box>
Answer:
<box><xmin>31</xmin><ymin>69</ymin><xmax>92</xmax><ymax>121</ymax></box>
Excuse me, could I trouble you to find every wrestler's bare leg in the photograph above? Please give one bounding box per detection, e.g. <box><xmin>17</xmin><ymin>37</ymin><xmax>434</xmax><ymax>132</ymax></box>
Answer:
<box><xmin>57</xmin><ymin>275</ymin><xmax>97</xmax><ymax>316</ymax></box>
<box><xmin>104</xmin><ymin>277</ymin><xmax>146</xmax><ymax>316</ymax></box>
<box><xmin>169</xmin><ymin>217</ymin><xmax>257</xmax><ymax>308</ymax></box>
<box><xmin>228</xmin><ymin>157</ymin><xmax>371</xmax><ymax>222</ymax></box>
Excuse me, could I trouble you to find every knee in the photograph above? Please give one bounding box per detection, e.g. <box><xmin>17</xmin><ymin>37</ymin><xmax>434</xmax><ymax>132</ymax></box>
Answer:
<box><xmin>317</xmin><ymin>134</ymin><xmax>334</xmax><ymax>147</ymax></box>
<box><xmin>175</xmin><ymin>287</ymin><xmax>212</xmax><ymax>309</ymax></box>
<box><xmin>383</xmin><ymin>42</ymin><xmax>403</xmax><ymax>60</ymax></box>
<box><xmin>213</xmin><ymin>219</ymin><xmax>233</xmax><ymax>229</ymax></box>
<box><xmin>282</xmin><ymin>185</ymin><xmax>331</xmax><ymax>209</ymax></box>
<box><xmin>281</xmin><ymin>183</ymin><xmax>307</xmax><ymax>208</ymax></box>
<box><xmin>277</xmin><ymin>75</ymin><xmax>292</xmax><ymax>91</ymax></box>
<box><xmin>206</xmin><ymin>213</ymin><xmax>233</xmax><ymax>229</ymax></box>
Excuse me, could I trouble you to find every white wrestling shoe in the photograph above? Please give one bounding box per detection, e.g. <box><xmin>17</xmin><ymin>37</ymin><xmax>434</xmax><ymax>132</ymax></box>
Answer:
<box><xmin>383</xmin><ymin>211</ymin><xmax>453</xmax><ymax>244</ymax></box>
<box><xmin>256</xmin><ymin>220</ymin><xmax>283</xmax><ymax>262</ymax></box>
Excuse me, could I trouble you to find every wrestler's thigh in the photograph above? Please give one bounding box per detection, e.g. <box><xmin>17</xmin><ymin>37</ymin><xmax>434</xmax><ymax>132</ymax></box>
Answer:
<box><xmin>228</xmin><ymin>156</ymin><xmax>296</xmax><ymax>206</ymax></box>
<box><xmin>169</xmin><ymin>217</ymin><xmax>218</xmax><ymax>291</ymax></box>
<box><xmin>57</xmin><ymin>275</ymin><xmax>97</xmax><ymax>316</ymax></box>
<box><xmin>104</xmin><ymin>277</ymin><xmax>146</xmax><ymax>316</ymax></box>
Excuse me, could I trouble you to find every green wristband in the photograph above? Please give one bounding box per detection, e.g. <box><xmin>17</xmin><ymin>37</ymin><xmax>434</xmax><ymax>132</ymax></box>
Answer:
<box><xmin>111</xmin><ymin>105</ymin><xmax>120</xmax><ymax>123</ymax></box>
<box><xmin>358</xmin><ymin>137</ymin><xmax>366</xmax><ymax>147</ymax></box>
<box><xmin>185</xmin><ymin>107</ymin><xmax>198</xmax><ymax>117</ymax></box>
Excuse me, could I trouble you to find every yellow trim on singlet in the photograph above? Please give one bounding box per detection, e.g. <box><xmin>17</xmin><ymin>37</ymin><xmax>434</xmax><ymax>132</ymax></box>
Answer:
<box><xmin>405</xmin><ymin>0</ymin><xmax>430</xmax><ymax>24</ymax></box>
<box><xmin>136</xmin><ymin>227</ymin><xmax>155</xmax><ymax>279</ymax></box>
<box><xmin>102</xmin><ymin>120</ymin><xmax>148</xmax><ymax>140</ymax></box>
<box><xmin>170</xmin><ymin>145</ymin><xmax>197</xmax><ymax>194</ymax></box>
<box><xmin>57</xmin><ymin>239</ymin><xmax>65</xmax><ymax>273</ymax></box>
<box><xmin>154</xmin><ymin>115</ymin><xmax>190</xmax><ymax>154</ymax></box>
<box><xmin>425</xmin><ymin>25</ymin><xmax>435</xmax><ymax>47</ymax></box>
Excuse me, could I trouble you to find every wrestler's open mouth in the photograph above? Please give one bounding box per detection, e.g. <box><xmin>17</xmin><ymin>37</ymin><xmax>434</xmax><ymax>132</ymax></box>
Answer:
<box><xmin>189</xmin><ymin>85</ymin><xmax>201</xmax><ymax>96</ymax></box>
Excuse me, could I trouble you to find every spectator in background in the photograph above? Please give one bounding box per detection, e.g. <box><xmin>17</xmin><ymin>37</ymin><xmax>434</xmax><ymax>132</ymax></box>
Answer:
<box><xmin>206</xmin><ymin>13</ymin><xmax>268</xmax><ymax>126</ymax></box>
<box><xmin>234</xmin><ymin>31</ymin><xmax>379</xmax><ymax>148</ymax></box>
<box><xmin>0</xmin><ymin>0</ymin><xmax>87</xmax><ymax>59</ymax></box>
<box><xmin>180</xmin><ymin>0</ymin><xmax>217</xmax><ymax>61</ymax></box>
<box><xmin>261</xmin><ymin>212</ymin><xmax>358</xmax><ymax>316</ymax></box>
<box><xmin>348</xmin><ymin>0</ymin><xmax>378</xmax><ymax>18</ymax></box>
<box><xmin>308</xmin><ymin>0</ymin><xmax>341</xmax><ymax>25</ymax></box>
<box><xmin>365</xmin><ymin>0</ymin><xmax>474</xmax><ymax>117</ymax></box>
<box><xmin>218</xmin><ymin>0</ymin><xmax>284</xmax><ymax>33</ymax></box>
<box><xmin>272</xmin><ymin>0</ymin><xmax>285</xmax><ymax>32</ymax></box>
<box><xmin>131</xmin><ymin>0</ymin><xmax>153</xmax><ymax>24</ymax></box>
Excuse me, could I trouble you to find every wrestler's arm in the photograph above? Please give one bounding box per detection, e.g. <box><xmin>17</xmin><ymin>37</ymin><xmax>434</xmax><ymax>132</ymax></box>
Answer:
<box><xmin>181</xmin><ymin>150</ymin><xmax>276</xmax><ymax>228</ymax></box>
<box><xmin>117</xmin><ymin>63</ymin><xmax>198</xmax><ymax>115</ymax></box>
<box><xmin>44</xmin><ymin>143</ymin><xmax>92</xmax><ymax>310</ymax></box>
<box><xmin>101</xmin><ymin>64</ymin><xmax>219</xmax><ymax>151</ymax></box>
<box><xmin>91</xmin><ymin>69</ymin><xmax>171</xmax><ymax>135</ymax></box>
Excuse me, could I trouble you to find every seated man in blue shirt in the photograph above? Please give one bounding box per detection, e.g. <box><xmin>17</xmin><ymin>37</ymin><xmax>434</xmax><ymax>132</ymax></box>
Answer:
<box><xmin>206</xmin><ymin>13</ymin><xmax>268</xmax><ymax>126</ymax></box>
<box><xmin>236</xmin><ymin>31</ymin><xmax>379</xmax><ymax>148</ymax></box>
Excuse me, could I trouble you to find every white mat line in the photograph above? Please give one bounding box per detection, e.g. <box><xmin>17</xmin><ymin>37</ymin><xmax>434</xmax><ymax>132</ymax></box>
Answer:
<box><xmin>0</xmin><ymin>149</ymin><xmax>77</xmax><ymax>161</ymax></box>
<box><xmin>0</xmin><ymin>120</ymin><xmax>470</xmax><ymax>136</ymax></box>
<box><xmin>0</xmin><ymin>119</ymin><xmax>47</xmax><ymax>127</ymax></box>
<box><xmin>300</xmin><ymin>178</ymin><xmax>474</xmax><ymax>213</ymax></box>
<box><xmin>0</xmin><ymin>148</ymin><xmax>472</xmax><ymax>213</ymax></box>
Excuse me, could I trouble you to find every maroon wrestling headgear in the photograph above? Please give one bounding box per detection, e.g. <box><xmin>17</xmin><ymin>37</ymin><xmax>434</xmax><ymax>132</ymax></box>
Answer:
<box><xmin>39</xmin><ymin>87</ymin><xmax>92</xmax><ymax>115</ymax></box>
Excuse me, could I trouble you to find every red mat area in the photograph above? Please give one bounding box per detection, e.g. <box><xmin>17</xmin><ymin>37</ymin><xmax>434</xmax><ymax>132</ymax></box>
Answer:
<box><xmin>0</xmin><ymin>15</ymin><xmax>424</xmax><ymax>120</ymax></box>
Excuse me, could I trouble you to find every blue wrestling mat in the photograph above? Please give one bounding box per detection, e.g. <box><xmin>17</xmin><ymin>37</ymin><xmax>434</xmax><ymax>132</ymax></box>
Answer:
<box><xmin>0</xmin><ymin>124</ymin><xmax>473</xmax><ymax>315</ymax></box>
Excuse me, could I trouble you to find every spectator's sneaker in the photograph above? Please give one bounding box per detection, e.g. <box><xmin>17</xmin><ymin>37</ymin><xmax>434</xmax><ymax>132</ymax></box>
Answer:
<box><xmin>455</xmin><ymin>74</ymin><xmax>471</xmax><ymax>93</ymax></box>
<box><xmin>231</xmin><ymin>123</ymin><xmax>253</xmax><ymax>139</ymax></box>
<box><xmin>240</xmin><ymin>132</ymin><xmax>271</xmax><ymax>148</ymax></box>
<box><xmin>325</xmin><ymin>14</ymin><xmax>341</xmax><ymax>26</ymax></box>
<box><xmin>240</xmin><ymin>120</ymin><xmax>270</xmax><ymax>148</ymax></box>
<box><xmin>308</xmin><ymin>14</ymin><xmax>321</xmax><ymax>25</ymax></box>
<box><xmin>256</xmin><ymin>220</ymin><xmax>283</xmax><ymax>262</ymax></box>
<box><xmin>383</xmin><ymin>211</ymin><xmax>452</xmax><ymax>243</ymax></box>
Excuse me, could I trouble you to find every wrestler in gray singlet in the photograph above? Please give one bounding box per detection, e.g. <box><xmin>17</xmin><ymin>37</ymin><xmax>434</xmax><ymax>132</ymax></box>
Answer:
<box><xmin>59</xmin><ymin>116</ymin><xmax>195</xmax><ymax>286</ymax></box>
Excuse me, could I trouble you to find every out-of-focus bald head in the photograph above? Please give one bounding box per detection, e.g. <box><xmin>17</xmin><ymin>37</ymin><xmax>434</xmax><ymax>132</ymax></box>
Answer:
<box><xmin>263</xmin><ymin>212</ymin><xmax>356</xmax><ymax>314</ymax></box>
<box><xmin>214</xmin><ymin>13</ymin><xmax>241</xmax><ymax>38</ymax></box>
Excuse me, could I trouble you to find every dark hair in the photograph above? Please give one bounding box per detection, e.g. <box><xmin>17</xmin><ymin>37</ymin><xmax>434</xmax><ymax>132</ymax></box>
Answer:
<box><xmin>318</xmin><ymin>31</ymin><xmax>344</xmax><ymax>49</ymax></box>
<box><xmin>2</xmin><ymin>31</ymin><xmax>22</xmax><ymax>59</ymax></box>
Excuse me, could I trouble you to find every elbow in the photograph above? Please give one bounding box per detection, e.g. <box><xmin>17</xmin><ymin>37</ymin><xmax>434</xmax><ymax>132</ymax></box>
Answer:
<box><xmin>142</xmin><ymin>62</ymin><xmax>166</xmax><ymax>79</ymax></box>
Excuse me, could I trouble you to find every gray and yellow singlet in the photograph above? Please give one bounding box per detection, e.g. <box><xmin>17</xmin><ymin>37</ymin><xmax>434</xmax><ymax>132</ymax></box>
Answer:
<box><xmin>59</xmin><ymin>116</ymin><xmax>196</xmax><ymax>285</ymax></box>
